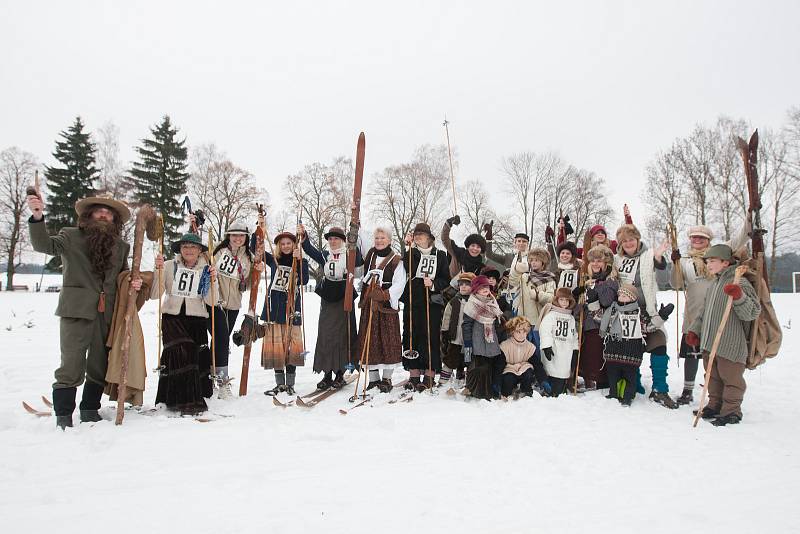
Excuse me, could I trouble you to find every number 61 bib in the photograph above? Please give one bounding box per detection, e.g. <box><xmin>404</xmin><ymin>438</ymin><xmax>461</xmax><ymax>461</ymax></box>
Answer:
<box><xmin>172</xmin><ymin>267</ymin><xmax>201</xmax><ymax>298</ymax></box>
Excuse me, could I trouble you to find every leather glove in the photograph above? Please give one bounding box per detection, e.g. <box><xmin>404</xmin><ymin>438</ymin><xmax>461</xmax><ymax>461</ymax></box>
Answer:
<box><xmin>543</xmin><ymin>347</ymin><xmax>554</xmax><ymax>361</ymax></box>
<box><xmin>723</xmin><ymin>284</ymin><xmax>743</xmax><ymax>300</ymax></box>
<box><xmin>586</xmin><ymin>287</ymin><xmax>599</xmax><ymax>303</ymax></box>
<box><xmin>572</xmin><ymin>285</ymin><xmax>586</xmax><ymax>300</ymax></box>
<box><xmin>671</xmin><ymin>249</ymin><xmax>681</xmax><ymax>262</ymax></box>
<box><xmin>483</xmin><ymin>220</ymin><xmax>494</xmax><ymax>241</ymax></box>
<box><xmin>545</xmin><ymin>226</ymin><xmax>555</xmax><ymax>242</ymax></box>
<box><xmin>658</xmin><ymin>303</ymin><xmax>675</xmax><ymax>320</ymax></box>
<box><xmin>446</xmin><ymin>215</ymin><xmax>461</xmax><ymax>226</ymax></box>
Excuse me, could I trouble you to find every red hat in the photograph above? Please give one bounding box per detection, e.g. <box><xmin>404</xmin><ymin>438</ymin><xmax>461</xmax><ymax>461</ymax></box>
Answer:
<box><xmin>589</xmin><ymin>225</ymin><xmax>607</xmax><ymax>238</ymax></box>
<box><xmin>470</xmin><ymin>275</ymin><xmax>492</xmax><ymax>293</ymax></box>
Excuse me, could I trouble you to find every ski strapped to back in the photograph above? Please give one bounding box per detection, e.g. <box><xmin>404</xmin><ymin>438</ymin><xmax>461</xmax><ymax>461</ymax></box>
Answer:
<box><xmin>343</xmin><ymin>132</ymin><xmax>365</xmax><ymax>312</ymax></box>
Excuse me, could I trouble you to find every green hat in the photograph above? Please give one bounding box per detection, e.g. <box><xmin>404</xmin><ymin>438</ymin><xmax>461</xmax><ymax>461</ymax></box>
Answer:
<box><xmin>704</xmin><ymin>244</ymin><xmax>734</xmax><ymax>262</ymax></box>
<box><xmin>171</xmin><ymin>232</ymin><xmax>208</xmax><ymax>254</ymax></box>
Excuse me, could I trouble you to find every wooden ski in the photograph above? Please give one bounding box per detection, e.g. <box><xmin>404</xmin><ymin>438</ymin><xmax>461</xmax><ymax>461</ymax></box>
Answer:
<box><xmin>343</xmin><ymin>132</ymin><xmax>365</xmax><ymax>312</ymax></box>
<box><xmin>239</xmin><ymin>204</ymin><xmax>266</xmax><ymax>396</ymax></box>
<box><xmin>22</xmin><ymin>401</ymin><xmax>51</xmax><ymax>417</ymax></box>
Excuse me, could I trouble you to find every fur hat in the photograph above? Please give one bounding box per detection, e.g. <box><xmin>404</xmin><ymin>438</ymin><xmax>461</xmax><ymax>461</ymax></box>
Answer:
<box><xmin>615</xmin><ymin>224</ymin><xmax>641</xmax><ymax>243</ymax></box>
<box><xmin>75</xmin><ymin>196</ymin><xmax>131</xmax><ymax>224</ymax></box>
<box><xmin>556</xmin><ymin>241</ymin><xmax>578</xmax><ymax>259</ymax></box>
<box><xmin>481</xmin><ymin>265</ymin><xmax>501</xmax><ymax>280</ymax></box>
<box><xmin>688</xmin><ymin>225</ymin><xmax>714</xmax><ymax>240</ymax></box>
<box><xmin>554</xmin><ymin>287</ymin><xmax>576</xmax><ymax>310</ymax></box>
<box><xmin>464</xmin><ymin>233</ymin><xmax>487</xmax><ymax>253</ymax></box>
<box><xmin>273</xmin><ymin>231</ymin><xmax>297</xmax><ymax>245</ymax></box>
<box><xmin>457</xmin><ymin>271</ymin><xmax>476</xmax><ymax>284</ymax></box>
<box><xmin>618</xmin><ymin>283</ymin><xmax>640</xmax><ymax>302</ymax></box>
<box><xmin>324</xmin><ymin>227</ymin><xmax>346</xmax><ymax>240</ymax></box>
<box><xmin>470</xmin><ymin>275</ymin><xmax>492</xmax><ymax>293</ymax></box>
<box><xmin>412</xmin><ymin>222</ymin><xmax>434</xmax><ymax>240</ymax></box>
<box><xmin>527</xmin><ymin>247</ymin><xmax>551</xmax><ymax>267</ymax></box>
<box><xmin>586</xmin><ymin>244</ymin><xmax>614</xmax><ymax>265</ymax></box>
<box><xmin>505</xmin><ymin>315</ymin><xmax>532</xmax><ymax>333</ymax></box>
<box><xmin>704</xmin><ymin>244</ymin><xmax>734</xmax><ymax>262</ymax></box>
<box><xmin>589</xmin><ymin>224</ymin><xmax>607</xmax><ymax>238</ymax></box>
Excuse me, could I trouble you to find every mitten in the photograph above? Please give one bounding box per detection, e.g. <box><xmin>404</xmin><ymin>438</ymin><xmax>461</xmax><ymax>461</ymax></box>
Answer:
<box><xmin>658</xmin><ymin>303</ymin><xmax>675</xmax><ymax>320</ymax></box>
<box><xmin>572</xmin><ymin>285</ymin><xmax>586</xmax><ymax>300</ymax></box>
<box><xmin>543</xmin><ymin>347</ymin><xmax>554</xmax><ymax>361</ymax></box>
<box><xmin>723</xmin><ymin>284</ymin><xmax>743</xmax><ymax>300</ymax></box>
<box><xmin>446</xmin><ymin>215</ymin><xmax>461</xmax><ymax>226</ymax></box>
<box><xmin>686</xmin><ymin>331</ymin><xmax>700</xmax><ymax>347</ymax></box>
<box><xmin>545</xmin><ymin>226</ymin><xmax>555</xmax><ymax>242</ymax></box>
<box><xmin>586</xmin><ymin>287</ymin><xmax>598</xmax><ymax>303</ymax></box>
<box><xmin>483</xmin><ymin>221</ymin><xmax>494</xmax><ymax>241</ymax></box>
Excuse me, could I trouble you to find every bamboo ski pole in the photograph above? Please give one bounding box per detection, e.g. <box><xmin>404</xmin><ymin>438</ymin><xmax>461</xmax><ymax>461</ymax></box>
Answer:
<box><xmin>443</xmin><ymin>118</ymin><xmax>458</xmax><ymax>216</ymax></box>
<box><xmin>692</xmin><ymin>266</ymin><xmax>746</xmax><ymax>427</ymax></box>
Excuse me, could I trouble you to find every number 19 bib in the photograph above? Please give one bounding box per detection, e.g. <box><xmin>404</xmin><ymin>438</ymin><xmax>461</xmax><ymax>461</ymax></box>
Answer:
<box><xmin>558</xmin><ymin>269</ymin><xmax>579</xmax><ymax>290</ymax></box>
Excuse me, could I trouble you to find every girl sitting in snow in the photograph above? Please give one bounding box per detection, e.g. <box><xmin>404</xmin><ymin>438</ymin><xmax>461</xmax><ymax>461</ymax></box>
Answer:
<box><xmin>498</xmin><ymin>316</ymin><xmax>538</xmax><ymax>398</ymax></box>
<box><xmin>538</xmin><ymin>287</ymin><xmax>579</xmax><ymax>397</ymax></box>
<box><xmin>462</xmin><ymin>275</ymin><xmax>506</xmax><ymax>400</ymax></box>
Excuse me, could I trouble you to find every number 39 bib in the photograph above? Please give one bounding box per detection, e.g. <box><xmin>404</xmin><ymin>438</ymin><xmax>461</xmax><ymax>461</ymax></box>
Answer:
<box><xmin>215</xmin><ymin>251</ymin><xmax>238</xmax><ymax>279</ymax></box>
<box><xmin>415</xmin><ymin>254</ymin><xmax>437</xmax><ymax>279</ymax></box>
<box><xmin>172</xmin><ymin>267</ymin><xmax>201</xmax><ymax>298</ymax></box>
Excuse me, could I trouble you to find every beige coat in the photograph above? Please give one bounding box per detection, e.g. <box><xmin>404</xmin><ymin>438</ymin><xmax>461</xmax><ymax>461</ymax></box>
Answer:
<box><xmin>508</xmin><ymin>266</ymin><xmax>555</xmax><ymax>327</ymax></box>
<box><xmin>152</xmin><ymin>257</ymin><xmax>213</xmax><ymax>317</ymax></box>
<box><xmin>213</xmin><ymin>246</ymin><xmax>252</xmax><ymax>310</ymax></box>
<box><xmin>500</xmin><ymin>338</ymin><xmax>535</xmax><ymax>376</ymax></box>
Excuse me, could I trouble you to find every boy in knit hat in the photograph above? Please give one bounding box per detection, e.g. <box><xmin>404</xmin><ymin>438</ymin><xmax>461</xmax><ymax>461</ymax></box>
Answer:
<box><xmin>440</xmin><ymin>272</ymin><xmax>475</xmax><ymax>388</ymax></box>
<box><xmin>600</xmin><ymin>283</ymin><xmax>645</xmax><ymax>406</ymax></box>
<box><xmin>687</xmin><ymin>244</ymin><xmax>760</xmax><ymax>426</ymax></box>
<box><xmin>538</xmin><ymin>287</ymin><xmax>580</xmax><ymax>397</ymax></box>
<box><xmin>499</xmin><ymin>316</ymin><xmax>538</xmax><ymax>398</ymax></box>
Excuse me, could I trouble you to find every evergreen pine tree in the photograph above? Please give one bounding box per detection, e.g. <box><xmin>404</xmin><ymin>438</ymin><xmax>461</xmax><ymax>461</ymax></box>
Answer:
<box><xmin>44</xmin><ymin>116</ymin><xmax>99</xmax><ymax>234</ymax></box>
<box><xmin>128</xmin><ymin>115</ymin><xmax>189</xmax><ymax>245</ymax></box>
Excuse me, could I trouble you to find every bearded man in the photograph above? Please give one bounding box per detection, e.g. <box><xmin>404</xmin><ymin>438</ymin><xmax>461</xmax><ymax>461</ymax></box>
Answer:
<box><xmin>28</xmin><ymin>192</ymin><xmax>139</xmax><ymax>429</ymax></box>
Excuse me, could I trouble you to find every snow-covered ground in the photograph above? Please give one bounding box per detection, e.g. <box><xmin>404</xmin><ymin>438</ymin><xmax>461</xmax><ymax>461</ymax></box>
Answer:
<box><xmin>1</xmin><ymin>273</ymin><xmax>798</xmax><ymax>533</ymax></box>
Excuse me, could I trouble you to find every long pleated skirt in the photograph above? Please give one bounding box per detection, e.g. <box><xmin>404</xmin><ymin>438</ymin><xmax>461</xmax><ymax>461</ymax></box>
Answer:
<box><xmin>155</xmin><ymin>310</ymin><xmax>211</xmax><ymax>414</ymax></box>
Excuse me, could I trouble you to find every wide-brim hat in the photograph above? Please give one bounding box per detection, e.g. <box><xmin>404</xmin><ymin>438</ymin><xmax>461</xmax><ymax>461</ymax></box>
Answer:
<box><xmin>412</xmin><ymin>222</ymin><xmax>434</xmax><ymax>240</ymax></box>
<box><xmin>171</xmin><ymin>232</ymin><xmax>208</xmax><ymax>254</ymax></box>
<box><xmin>324</xmin><ymin>227</ymin><xmax>347</xmax><ymax>240</ymax></box>
<box><xmin>274</xmin><ymin>231</ymin><xmax>297</xmax><ymax>245</ymax></box>
<box><xmin>225</xmin><ymin>221</ymin><xmax>250</xmax><ymax>235</ymax></box>
<box><xmin>75</xmin><ymin>196</ymin><xmax>131</xmax><ymax>224</ymax></box>
<box><xmin>464</xmin><ymin>233</ymin><xmax>487</xmax><ymax>253</ymax></box>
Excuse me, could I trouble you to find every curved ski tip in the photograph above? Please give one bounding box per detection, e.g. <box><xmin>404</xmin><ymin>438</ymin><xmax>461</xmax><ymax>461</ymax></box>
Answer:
<box><xmin>338</xmin><ymin>409</ymin><xmax>348</xmax><ymax>415</ymax></box>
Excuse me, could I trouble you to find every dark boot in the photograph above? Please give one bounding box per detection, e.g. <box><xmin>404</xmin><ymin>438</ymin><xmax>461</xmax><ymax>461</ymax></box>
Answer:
<box><xmin>649</xmin><ymin>391</ymin><xmax>678</xmax><ymax>409</ymax></box>
<box><xmin>693</xmin><ymin>406</ymin><xmax>720</xmax><ymax>419</ymax></box>
<box><xmin>377</xmin><ymin>378</ymin><xmax>393</xmax><ymax>393</ymax></box>
<box><xmin>317</xmin><ymin>371</ymin><xmax>333</xmax><ymax>391</ymax></box>
<box><xmin>405</xmin><ymin>376</ymin><xmax>420</xmax><ymax>390</ymax></box>
<box><xmin>80</xmin><ymin>410</ymin><xmax>103</xmax><ymax>423</ymax></box>
<box><xmin>332</xmin><ymin>370</ymin><xmax>346</xmax><ymax>389</ymax></box>
<box><xmin>52</xmin><ymin>387</ymin><xmax>77</xmax><ymax>417</ymax></box>
<box><xmin>56</xmin><ymin>415</ymin><xmax>73</xmax><ymax>430</ymax></box>
<box><xmin>79</xmin><ymin>380</ymin><xmax>105</xmax><ymax>411</ymax></box>
<box><xmin>711</xmin><ymin>413</ymin><xmax>742</xmax><ymax>427</ymax></box>
<box><xmin>675</xmin><ymin>389</ymin><xmax>694</xmax><ymax>406</ymax></box>
<box><xmin>416</xmin><ymin>375</ymin><xmax>435</xmax><ymax>392</ymax></box>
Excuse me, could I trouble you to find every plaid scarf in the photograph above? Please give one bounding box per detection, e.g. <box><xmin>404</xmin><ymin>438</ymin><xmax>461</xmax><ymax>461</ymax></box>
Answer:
<box><xmin>463</xmin><ymin>293</ymin><xmax>503</xmax><ymax>343</ymax></box>
<box><xmin>527</xmin><ymin>269</ymin><xmax>556</xmax><ymax>288</ymax></box>
<box><xmin>688</xmin><ymin>247</ymin><xmax>711</xmax><ymax>280</ymax></box>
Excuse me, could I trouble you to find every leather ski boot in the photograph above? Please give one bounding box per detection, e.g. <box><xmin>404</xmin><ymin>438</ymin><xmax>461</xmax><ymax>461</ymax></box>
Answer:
<box><xmin>332</xmin><ymin>371</ymin><xmax>346</xmax><ymax>389</ymax></box>
<box><xmin>377</xmin><ymin>378</ymin><xmax>393</xmax><ymax>393</ymax></box>
<box><xmin>263</xmin><ymin>385</ymin><xmax>287</xmax><ymax>397</ymax></box>
<box><xmin>649</xmin><ymin>390</ymin><xmax>678</xmax><ymax>409</ymax></box>
<box><xmin>80</xmin><ymin>410</ymin><xmax>103</xmax><ymax>423</ymax></box>
<box><xmin>405</xmin><ymin>376</ymin><xmax>420</xmax><ymax>391</ymax></box>
<box><xmin>675</xmin><ymin>389</ymin><xmax>693</xmax><ymax>406</ymax></box>
<box><xmin>711</xmin><ymin>413</ymin><xmax>742</xmax><ymax>426</ymax></box>
<box><xmin>693</xmin><ymin>406</ymin><xmax>720</xmax><ymax>419</ymax></box>
<box><xmin>56</xmin><ymin>415</ymin><xmax>73</xmax><ymax>430</ymax></box>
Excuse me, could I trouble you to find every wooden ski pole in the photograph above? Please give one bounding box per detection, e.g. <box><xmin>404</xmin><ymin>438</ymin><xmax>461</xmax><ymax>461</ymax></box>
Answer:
<box><xmin>668</xmin><ymin>223</ymin><xmax>683</xmax><ymax>364</ymax></box>
<box><xmin>360</xmin><ymin>291</ymin><xmax>375</xmax><ymax>399</ymax></box>
<box><xmin>425</xmin><ymin>284</ymin><xmax>433</xmax><ymax>392</ymax></box>
<box><xmin>692</xmin><ymin>266</ymin><xmax>746</xmax><ymax>427</ymax></box>
<box><xmin>573</xmin><ymin>270</ymin><xmax>586</xmax><ymax>394</ymax></box>
<box><xmin>156</xmin><ymin>215</ymin><xmax>164</xmax><ymax>372</ymax></box>
<box><xmin>297</xmin><ymin>215</ymin><xmax>307</xmax><ymax>351</ymax></box>
<box><xmin>443</xmin><ymin>118</ymin><xmax>458</xmax><ymax>216</ymax></box>
<box><xmin>208</xmin><ymin>229</ymin><xmax>217</xmax><ymax>383</ymax></box>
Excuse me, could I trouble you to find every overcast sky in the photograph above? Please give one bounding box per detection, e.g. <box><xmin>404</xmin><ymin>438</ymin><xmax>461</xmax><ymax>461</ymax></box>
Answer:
<box><xmin>2</xmin><ymin>0</ymin><xmax>799</xmax><ymax>233</ymax></box>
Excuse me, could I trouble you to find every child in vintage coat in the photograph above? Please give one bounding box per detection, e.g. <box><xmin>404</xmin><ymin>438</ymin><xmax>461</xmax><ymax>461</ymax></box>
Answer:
<box><xmin>462</xmin><ymin>275</ymin><xmax>506</xmax><ymax>399</ymax></box>
<box><xmin>498</xmin><ymin>316</ymin><xmax>538</xmax><ymax>398</ymax></box>
<box><xmin>538</xmin><ymin>287</ymin><xmax>579</xmax><ymax>397</ymax></box>
<box><xmin>599</xmin><ymin>283</ymin><xmax>645</xmax><ymax>406</ymax></box>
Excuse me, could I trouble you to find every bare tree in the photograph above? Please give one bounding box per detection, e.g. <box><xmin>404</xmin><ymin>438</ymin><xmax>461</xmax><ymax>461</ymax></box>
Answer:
<box><xmin>644</xmin><ymin>147</ymin><xmax>686</xmax><ymax>245</ymax></box>
<box><xmin>95</xmin><ymin>121</ymin><xmax>128</xmax><ymax>199</ymax></box>
<box><xmin>501</xmin><ymin>151</ymin><xmax>558</xmax><ymax>240</ymax></box>
<box><xmin>570</xmin><ymin>168</ymin><xmax>613</xmax><ymax>240</ymax></box>
<box><xmin>459</xmin><ymin>179</ymin><xmax>493</xmax><ymax>233</ymax></box>
<box><xmin>189</xmin><ymin>143</ymin><xmax>266</xmax><ymax>241</ymax></box>
<box><xmin>0</xmin><ymin>147</ymin><xmax>38</xmax><ymax>289</ymax></box>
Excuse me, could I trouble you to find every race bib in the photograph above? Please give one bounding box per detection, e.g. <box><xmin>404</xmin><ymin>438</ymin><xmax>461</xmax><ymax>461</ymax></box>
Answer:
<box><xmin>617</xmin><ymin>257</ymin><xmax>640</xmax><ymax>284</ymax></box>
<box><xmin>620</xmin><ymin>313</ymin><xmax>643</xmax><ymax>340</ymax></box>
<box><xmin>554</xmin><ymin>318</ymin><xmax>571</xmax><ymax>340</ymax></box>
<box><xmin>216</xmin><ymin>251</ymin><xmax>238</xmax><ymax>279</ymax></box>
<box><xmin>415</xmin><ymin>254</ymin><xmax>437</xmax><ymax>279</ymax></box>
<box><xmin>172</xmin><ymin>267</ymin><xmax>201</xmax><ymax>298</ymax></box>
<box><xmin>325</xmin><ymin>253</ymin><xmax>347</xmax><ymax>281</ymax></box>
<box><xmin>364</xmin><ymin>268</ymin><xmax>384</xmax><ymax>286</ymax></box>
<box><xmin>558</xmin><ymin>269</ymin><xmax>579</xmax><ymax>290</ymax></box>
<box><xmin>271</xmin><ymin>265</ymin><xmax>292</xmax><ymax>293</ymax></box>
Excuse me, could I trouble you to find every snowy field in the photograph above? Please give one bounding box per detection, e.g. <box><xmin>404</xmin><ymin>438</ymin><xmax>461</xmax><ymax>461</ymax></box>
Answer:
<box><xmin>1</xmin><ymin>273</ymin><xmax>798</xmax><ymax>533</ymax></box>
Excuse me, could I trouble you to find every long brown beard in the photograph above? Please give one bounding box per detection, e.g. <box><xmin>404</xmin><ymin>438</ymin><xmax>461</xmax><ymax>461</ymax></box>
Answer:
<box><xmin>79</xmin><ymin>211</ymin><xmax>123</xmax><ymax>277</ymax></box>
